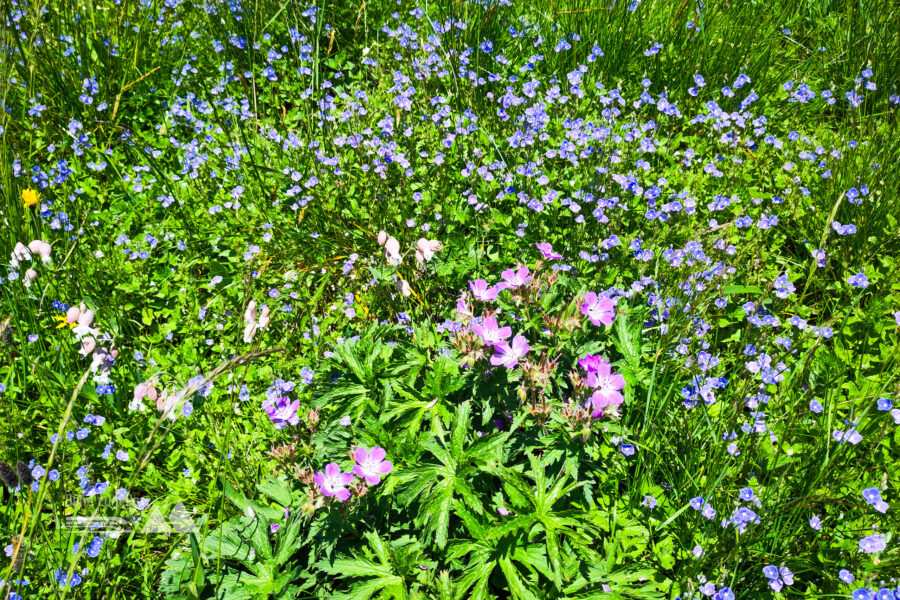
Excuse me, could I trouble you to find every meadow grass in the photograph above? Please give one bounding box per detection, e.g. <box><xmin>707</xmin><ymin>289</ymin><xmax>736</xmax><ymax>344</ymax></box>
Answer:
<box><xmin>0</xmin><ymin>0</ymin><xmax>899</xmax><ymax>598</ymax></box>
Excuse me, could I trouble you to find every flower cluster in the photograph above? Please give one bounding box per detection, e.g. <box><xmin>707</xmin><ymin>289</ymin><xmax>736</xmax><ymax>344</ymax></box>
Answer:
<box><xmin>313</xmin><ymin>446</ymin><xmax>393</xmax><ymax>502</ymax></box>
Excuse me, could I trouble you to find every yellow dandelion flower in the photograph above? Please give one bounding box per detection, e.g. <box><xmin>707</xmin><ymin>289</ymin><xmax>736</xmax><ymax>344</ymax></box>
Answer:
<box><xmin>22</xmin><ymin>188</ymin><xmax>40</xmax><ymax>208</ymax></box>
<box><xmin>51</xmin><ymin>315</ymin><xmax>76</xmax><ymax>329</ymax></box>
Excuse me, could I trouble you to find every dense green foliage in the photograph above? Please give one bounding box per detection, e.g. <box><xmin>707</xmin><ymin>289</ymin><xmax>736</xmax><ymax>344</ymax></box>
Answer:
<box><xmin>1</xmin><ymin>0</ymin><xmax>899</xmax><ymax>598</ymax></box>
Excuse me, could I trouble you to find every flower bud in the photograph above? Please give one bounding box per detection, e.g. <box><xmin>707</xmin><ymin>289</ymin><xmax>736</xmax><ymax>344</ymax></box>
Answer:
<box><xmin>12</xmin><ymin>243</ymin><xmax>30</xmax><ymax>262</ymax></box>
<box><xmin>243</xmin><ymin>300</ymin><xmax>258</xmax><ymax>324</ymax></box>
<box><xmin>80</xmin><ymin>337</ymin><xmax>96</xmax><ymax>356</ymax></box>
<box><xmin>78</xmin><ymin>310</ymin><xmax>95</xmax><ymax>328</ymax></box>
<box><xmin>384</xmin><ymin>237</ymin><xmax>401</xmax><ymax>265</ymax></box>
<box><xmin>397</xmin><ymin>279</ymin><xmax>411</xmax><ymax>297</ymax></box>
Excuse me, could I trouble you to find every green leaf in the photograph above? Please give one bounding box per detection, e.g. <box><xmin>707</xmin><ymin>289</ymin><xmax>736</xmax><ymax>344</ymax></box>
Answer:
<box><xmin>256</xmin><ymin>477</ymin><xmax>292</xmax><ymax>507</ymax></box>
<box><xmin>498</xmin><ymin>557</ymin><xmax>539</xmax><ymax>600</ymax></box>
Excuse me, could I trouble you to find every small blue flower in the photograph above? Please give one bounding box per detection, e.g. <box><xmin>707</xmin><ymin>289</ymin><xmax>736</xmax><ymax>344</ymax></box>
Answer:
<box><xmin>86</xmin><ymin>536</ymin><xmax>103</xmax><ymax>558</ymax></box>
<box><xmin>847</xmin><ymin>272</ymin><xmax>869</xmax><ymax>288</ymax></box>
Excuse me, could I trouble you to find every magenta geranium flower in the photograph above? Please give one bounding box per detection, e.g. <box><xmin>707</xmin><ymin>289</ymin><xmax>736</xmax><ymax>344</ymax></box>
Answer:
<box><xmin>263</xmin><ymin>396</ymin><xmax>300</xmax><ymax>429</ymax></box>
<box><xmin>580</xmin><ymin>292</ymin><xmax>615</xmax><ymax>326</ymax></box>
<box><xmin>577</xmin><ymin>353</ymin><xmax>606</xmax><ymax>373</ymax></box>
<box><xmin>469</xmin><ymin>279</ymin><xmax>499</xmax><ymax>302</ymax></box>
<box><xmin>585</xmin><ymin>360</ymin><xmax>626</xmax><ymax>413</ymax></box>
<box><xmin>472</xmin><ymin>316</ymin><xmax>512</xmax><ymax>347</ymax></box>
<box><xmin>490</xmin><ymin>334</ymin><xmax>530</xmax><ymax>369</ymax></box>
<box><xmin>352</xmin><ymin>446</ymin><xmax>393</xmax><ymax>486</ymax></box>
<box><xmin>497</xmin><ymin>266</ymin><xmax>532</xmax><ymax>290</ymax></box>
<box><xmin>314</xmin><ymin>463</ymin><xmax>354</xmax><ymax>501</ymax></box>
<box><xmin>535</xmin><ymin>242</ymin><xmax>563</xmax><ymax>260</ymax></box>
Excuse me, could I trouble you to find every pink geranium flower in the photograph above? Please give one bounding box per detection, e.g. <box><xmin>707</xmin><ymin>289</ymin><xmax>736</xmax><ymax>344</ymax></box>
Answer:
<box><xmin>263</xmin><ymin>396</ymin><xmax>301</xmax><ymax>429</ymax></box>
<box><xmin>535</xmin><ymin>242</ymin><xmax>563</xmax><ymax>260</ymax></box>
<box><xmin>577</xmin><ymin>353</ymin><xmax>606</xmax><ymax>373</ymax></box>
<box><xmin>472</xmin><ymin>316</ymin><xmax>512</xmax><ymax>347</ymax></box>
<box><xmin>497</xmin><ymin>266</ymin><xmax>532</xmax><ymax>290</ymax></box>
<box><xmin>469</xmin><ymin>279</ymin><xmax>499</xmax><ymax>302</ymax></box>
<box><xmin>490</xmin><ymin>334</ymin><xmax>530</xmax><ymax>369</ymax></box>
<box><xmin>314</xmin><ymin>463</ymin><xmax>354</xmax><ymax>501</ymax></box>
<box><xmin>585</xmin><ymin>360</ymin><xmax>626</xmax><ymax>413</ymax></box>
<box><xmin>352</xmin><ymin>446</ymin><xmax>393</xmax><ymax>486</ymax></box>
<box><xmin>580</xmin><ymin>292</ymin><xmax>615</xmax><ymax>326</ymax></box>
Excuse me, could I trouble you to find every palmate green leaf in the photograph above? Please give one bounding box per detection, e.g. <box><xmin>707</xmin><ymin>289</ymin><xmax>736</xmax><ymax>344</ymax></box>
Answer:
<box><xmin>337</xmin><ymin>577</ymin><xmax>407</xmax><ymax>600</ymax></box>
<box><xmin>214</xmin><ymin>572</ymin><xmax>262</xmax><ymax>600</ymax></box>
<box><xmin>255</xmin><ymin>476</ymin><xmax>291</xmax><ymax>507</ymax></box>
<box><xmin>493</xmin><ymin>457</ymin><xmax>594</xmax><ymax>590</ymax></box>
<box><xmin>452</xmin><ymin>500</ymin><xmax>488</xmax><ymax>539</ymax></box>
<box><xmin>380</xmin><ymin>382</ymin><xmax>433</xmax><ymax>432</ymax></box>
<box><xmin>425</xmin><ymin>355</ymin><xmax>468</xmax><ymax>399</ymax></box>
<box><xmin>204</xmin><ymin>521</ymin><xmax>253</xmax><ymax>561</ymax></box>
<box><xmin>498</xmin><ymin>557</ymin><xmax>539</xmax><ymax>600</ymax></box>
<box><xmin>334</xmin><ymin>338</ymin><xmax>370</xmax><ymax>383</ymax></box>
<box><xmin>431</xmin><ymin>479</ymin><xmax>455</xmax><ymax>549</ymax></box>
<box><xmin>394</xmin><ymin>464</ymin><xmax>444</xmax><ymax>505</ymax></box>
<box><xmin>314</xmin><ymin>382</ymin><xmax>372</xmax><ymax>420</ymax></box>
<box><xmin>453</xmin><ymin>553</ymin><xmax>495</xmax><ymax>600</ymax></box>
<box><xmin>613</xmin><ymin>304</ymin><xmax>645</xmax><ymax>374</ymax></box>
<box><xmin>317</xmin><ymin>531</ymin><xmax>411</xmax><ymax>600</ymax></box>
<box><xmin>450</xmin><ymin>400</ymin><xmax>471</xmax><ymax>457</ymax></box>
<box><xmin>488</xmin><ymin>513</ymin><xmax>536</xmax><ymax>539</ymax></box>
<box><xmin>159</xmin><ymin>555</ymin><xmax>194</xmax><ymax>599</ymax></box>
<box><xmin>229</xmin><ymin>514</ymin><xmax>273</xmax><ymax>561</ymax></box>
<box><xmin>273</xmin><ymin>516</ymin><xmax>304</xmax><ymax>566</ymax></box>
<box><xmin>423</xmin><ymin>436</ymin><xmax>458</xmax><ymax>469</ymax></box>
<box><xmin>453</xmin><ymin>476</ymin><xmax>485</xmax><ymax>515</ymax></box>
<box><xmin>543</xmin><ymin>523</ymin><xmax>563</xmax><ymax>588</ymax></box>
<box><xmin>400</xmin><ymin>401</ymin><xmax>504</xmax><ymax>549</ymax></box>
<box><xmin>320</xmin><ymin>556</ymin><xmax>394</xmax><ymax>579</ymax></box>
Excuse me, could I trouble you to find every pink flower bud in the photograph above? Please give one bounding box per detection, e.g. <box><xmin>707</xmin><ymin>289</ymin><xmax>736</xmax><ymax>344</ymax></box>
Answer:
<box><xmin>12</xmin><ymin>242</ymin><xmax>30</xmax><ymax>262</ymax></box>
<box><xmin>80</xmin><ymin>337</ymin><xmax>96</xmax><ymax>356</ymax></box>
<box><xmin>397</xmin><ymin>279</ymin><xmax>411</xmax><ymax>297</ymax></box>
<box><xmin>244</xmin><ymin>300</ymin><xmax>258</xmax><ymax>324</ymax></box>
<box><xmin>377</xmin><ymin>230</ymin><xmax>387</xmax><ymax>246</ymax></box>
<box><xmin>36</xmin><ymin>241</ymin><xmax>51</xmax><ymax>263</ymax></box>
<box><xmin>78</xmin><ymin>310</ymin><xmax>95</xmax><ymax>328</ymax></box>
<box><xmin>24</xmin><ymin>269</ymin><xmax>37</xmax><ymax>283</ymax></box>
<box><xmin>384</xmin><ymin>237</ymin><xmax>401</xmax><ymax>265</ymax></box>
<box><xmin>66</xmin><ymin>306</ymin><xmax>81</xmax><ymax>324</ymax></box>
<box><xmin>27</xmin><ymin>240</ymin><xmax>51</xmax><ymax>262</ymax></box>
<box><xmin>415</xmin><ymin>238</ymin><xmax>442</xmax><ymax>263</ymax></box>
